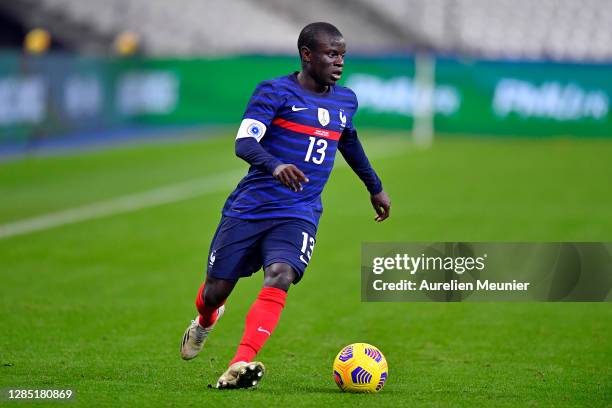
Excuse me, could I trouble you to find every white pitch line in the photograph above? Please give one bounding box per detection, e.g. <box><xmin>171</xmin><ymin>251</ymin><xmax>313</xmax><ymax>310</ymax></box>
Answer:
<box><xmin>0</xmin><ymin>140</ymin><xmax>411</xmax><ymax>240</ymax></box>
<box><xmin>0</xmin><ymin>169</ymin><xmax>244</xmax><ymax>240</ymax></box>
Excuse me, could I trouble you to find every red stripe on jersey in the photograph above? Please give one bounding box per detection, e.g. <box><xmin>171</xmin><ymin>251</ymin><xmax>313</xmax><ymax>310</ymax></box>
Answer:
<box><xmin>272</xmin><ymin>118</ymin><xmax>342</xmax><ymax>141</ymax></box>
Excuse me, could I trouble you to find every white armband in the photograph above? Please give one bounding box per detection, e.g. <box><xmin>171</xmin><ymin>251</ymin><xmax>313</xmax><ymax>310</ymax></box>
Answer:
<box><xmin>236</xmin><ymin>118</ymin><xmax>267</xmax><ymax>142</ymax></box>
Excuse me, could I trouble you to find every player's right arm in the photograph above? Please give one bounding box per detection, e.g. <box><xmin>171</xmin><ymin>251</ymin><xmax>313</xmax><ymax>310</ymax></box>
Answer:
<box><xmin>235</xmin><ymin>139</ymin><xmax>308</xmax><ymax>191</ymax></box>
<box><xmin>235</xmin><ymin>81</ymin><xmax>308</xmax><ymax>192</ymax></box>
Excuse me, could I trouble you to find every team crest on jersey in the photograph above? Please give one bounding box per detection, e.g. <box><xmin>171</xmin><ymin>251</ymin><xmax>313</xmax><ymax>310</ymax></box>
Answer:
<box><xmin>339</xmin><ymin>110</ymin><xmax>347</xmax><ymax>127</ymax></box>
<box><xmin>318</xmin><ymin>108</ymin><xmax>330</xmax><ymax>127</ymax></box>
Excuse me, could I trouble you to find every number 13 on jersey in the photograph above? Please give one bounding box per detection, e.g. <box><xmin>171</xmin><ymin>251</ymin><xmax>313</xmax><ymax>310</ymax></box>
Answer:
<box><xmin>299</xmin><ymin>231</ymin><xmax>315</xmax><ymax>265</ymax></box>
<box><xmin>304</xmin><ymin>136</ymin><xmax>327</xmax><ymax>164</ymax></box>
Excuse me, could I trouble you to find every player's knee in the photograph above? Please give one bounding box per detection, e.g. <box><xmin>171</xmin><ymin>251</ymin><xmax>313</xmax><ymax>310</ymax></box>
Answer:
<box><xmin>264</xmin><ymin>263</ymin><xmax>296</xmax><ymax>291</ymax></box>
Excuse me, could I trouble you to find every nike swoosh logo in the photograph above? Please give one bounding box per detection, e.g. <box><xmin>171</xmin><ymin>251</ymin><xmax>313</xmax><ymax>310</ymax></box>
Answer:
<box><xmin>257</xmin><ymin>326</ymin><xmax>271</xmax><ymax>336</ymax></box>
<box><xmin>291</xmin><ymin>105</ymin><xmax>308</xmax><ymax>111</ymax></box>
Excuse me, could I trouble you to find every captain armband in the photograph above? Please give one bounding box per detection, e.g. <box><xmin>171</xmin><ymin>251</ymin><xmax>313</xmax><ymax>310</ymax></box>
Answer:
<box><xmin>236</xmin><ymin>118</ymin><xmax>267</xmax><ymax>142</ymax></box>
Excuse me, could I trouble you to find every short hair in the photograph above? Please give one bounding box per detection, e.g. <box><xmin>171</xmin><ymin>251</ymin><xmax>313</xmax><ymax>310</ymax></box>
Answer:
<box><xmin>297</xmin><ymin>22</ymin><xmax>343</xmax><ymax>53</ymax></box>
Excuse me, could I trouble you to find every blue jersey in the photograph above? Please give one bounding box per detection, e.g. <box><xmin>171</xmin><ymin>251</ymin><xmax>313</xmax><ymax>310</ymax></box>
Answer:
<box><xmin>222</xmin><ymin>73</ymin><xmax>359</xmax><ymax>226</ymax></box>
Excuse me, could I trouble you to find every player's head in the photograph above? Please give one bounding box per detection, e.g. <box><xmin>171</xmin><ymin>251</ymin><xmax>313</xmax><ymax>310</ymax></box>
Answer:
<box><xmin>298</xmin><ymin>22</ymin><xmax>346</xmax><ymax>86</ymax></box>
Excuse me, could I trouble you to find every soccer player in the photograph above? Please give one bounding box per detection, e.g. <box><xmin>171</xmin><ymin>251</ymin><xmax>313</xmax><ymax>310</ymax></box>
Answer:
<box><xmin>180</xmin><ymin>22</ymin><xmax>391</xmax><ymax>389</ymax></box>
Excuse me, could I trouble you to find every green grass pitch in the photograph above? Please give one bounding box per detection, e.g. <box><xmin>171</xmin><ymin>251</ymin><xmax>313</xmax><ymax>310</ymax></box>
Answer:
<box><xmin>0</xmin><ymin>130</ymin><xmax>611</xmax><ymax>407</ymax></box>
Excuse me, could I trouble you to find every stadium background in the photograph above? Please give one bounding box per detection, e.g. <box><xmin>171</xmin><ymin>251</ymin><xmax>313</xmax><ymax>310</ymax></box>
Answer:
<box><xmin>0</xmin><ymin>1</ymin><xmax>610</xmax><ymax>407</ymax></box>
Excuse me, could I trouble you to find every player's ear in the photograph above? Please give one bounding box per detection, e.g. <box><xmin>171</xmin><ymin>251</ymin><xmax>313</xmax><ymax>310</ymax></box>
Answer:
<box><xmin>300</xmin><ymin>46</ymin><xmax>312</xmax><ymax>63</ymax></box>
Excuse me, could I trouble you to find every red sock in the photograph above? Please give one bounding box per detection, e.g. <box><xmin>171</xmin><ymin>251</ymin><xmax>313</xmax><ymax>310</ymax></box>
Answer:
<box><xmin>195</xmin><ymin>282</ymin><xmax>223</xmax><ymax>328</ymax></box>
<box><xmin>229</xmin><ymin>287</ymin><xmax>287</xmax><ymax>365</ymax></box>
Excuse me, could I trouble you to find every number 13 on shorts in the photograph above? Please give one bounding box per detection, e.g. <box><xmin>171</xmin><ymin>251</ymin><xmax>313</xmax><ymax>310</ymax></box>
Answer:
<box><xmin>299</xmin><ymin>231</ymin><xmax>315</xmax><ymax>265</ymax></box>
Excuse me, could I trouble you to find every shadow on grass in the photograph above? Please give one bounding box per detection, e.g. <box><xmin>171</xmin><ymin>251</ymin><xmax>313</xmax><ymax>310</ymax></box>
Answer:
<box><xmin>204</xmin><ymin>384</ymin><xmax>338</xmax><ymax>395</ymax></box>
<box><xmin>205</xmin><ymin>384</ymin><xmax>395</xmax><ymax>396</ymax></box>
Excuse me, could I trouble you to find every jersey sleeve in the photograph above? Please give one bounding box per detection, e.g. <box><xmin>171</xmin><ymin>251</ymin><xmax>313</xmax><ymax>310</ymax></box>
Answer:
<box><xmin>338</xmin><ymin>89</ymin><xmax>382</xmax><ymax>195</ymax></box>
<box><xmin>236</xmin><ymin>81</ymin><xmax>284</xmax><ymax>142</ymax></box>
<box><xmin>338</xmin><ymin>128</ymin><xmax>383</xmax><ymax>195</ymax></box>
<box><xmin>345</xmin><ymin>88</ymin><xmax>359</xmax><ymax>131</ymax></box>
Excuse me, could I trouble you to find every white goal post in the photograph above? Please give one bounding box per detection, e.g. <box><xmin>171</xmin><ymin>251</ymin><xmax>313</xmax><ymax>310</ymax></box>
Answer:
<box><xmin>412</xmin><ymin>53</ymin><xmax>435</xmax><ymax>148</ymax></box>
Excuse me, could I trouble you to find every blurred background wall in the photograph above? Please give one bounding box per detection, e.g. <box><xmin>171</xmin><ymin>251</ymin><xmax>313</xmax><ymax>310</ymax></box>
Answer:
<box><xmin>0</xmin><ymin>0</ymin><xmax>611</xmax><ymax>152</ymax></box>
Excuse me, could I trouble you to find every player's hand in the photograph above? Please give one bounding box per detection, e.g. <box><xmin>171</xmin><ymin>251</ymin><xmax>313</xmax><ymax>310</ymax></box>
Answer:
<box><xmin>370</xmin><ymin>190</ymin><xmax>391</xmax><ymax>222</ymax></box>
<box><xmin>273</xmin><ymin>164</ymin><xmax>309</xmax><ymax>192</ymax></box>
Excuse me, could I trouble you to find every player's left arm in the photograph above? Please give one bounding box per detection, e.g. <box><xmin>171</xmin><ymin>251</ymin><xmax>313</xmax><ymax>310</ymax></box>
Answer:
<box><xmin>338</xmin><ymin>128</ymin><xmax>391</xmax><ymax>222</ymax></box>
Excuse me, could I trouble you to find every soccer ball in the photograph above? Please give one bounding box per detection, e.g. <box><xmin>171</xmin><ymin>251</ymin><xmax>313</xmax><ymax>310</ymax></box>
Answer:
<box><xmin>333</xmin><ymin>343</ymin><xmax>388</xmax><ymax>393</ymax></box>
